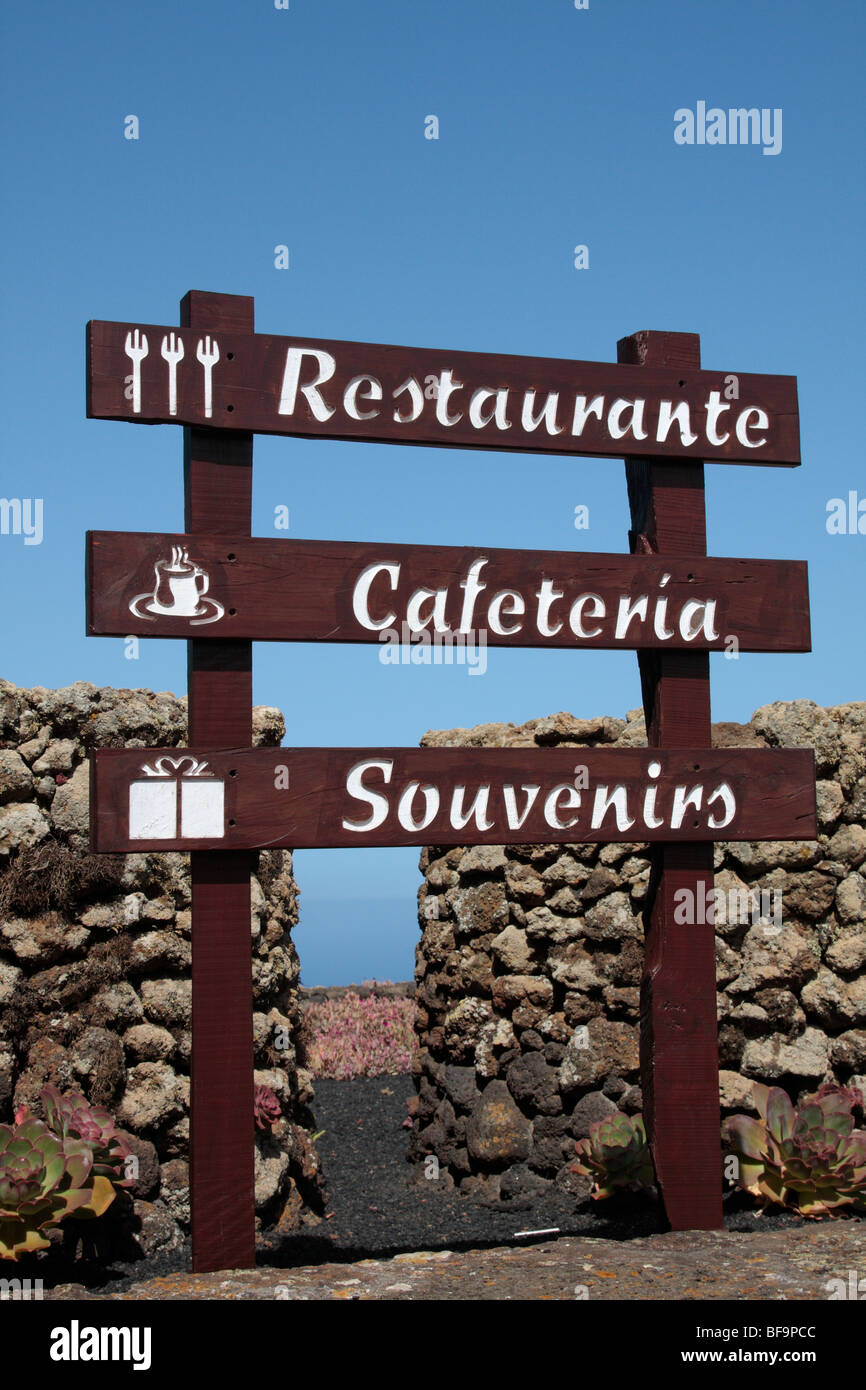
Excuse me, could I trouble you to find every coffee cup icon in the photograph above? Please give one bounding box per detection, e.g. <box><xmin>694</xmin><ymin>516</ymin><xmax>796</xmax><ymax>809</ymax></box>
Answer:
<box><xmin>129</xmin><ymin>545</ymin><xmax>225</xmax><ymax>625</ymax></box>
<box><xmin>152</xmin><ymin>546</ymin><xmax>209</xmax><ymax>615</ymax></box>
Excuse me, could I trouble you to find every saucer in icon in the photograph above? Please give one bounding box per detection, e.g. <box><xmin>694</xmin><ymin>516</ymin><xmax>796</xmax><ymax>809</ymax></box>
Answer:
<box><xmin>129</xmin><ymin>593</ymin><xmax>225</xmax><ymax>626</ymax></box>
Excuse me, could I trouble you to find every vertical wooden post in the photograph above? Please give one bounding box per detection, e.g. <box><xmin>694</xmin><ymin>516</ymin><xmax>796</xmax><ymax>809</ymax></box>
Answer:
<box><xmin>618</xmin><ymin>329</ymin><xmax>723</xmax><ymax>1230</ymax></box>
<box><xmin>182</xmin><ymin>290</ymin><xmax>257</xmax><ymax>1272</ymax></box>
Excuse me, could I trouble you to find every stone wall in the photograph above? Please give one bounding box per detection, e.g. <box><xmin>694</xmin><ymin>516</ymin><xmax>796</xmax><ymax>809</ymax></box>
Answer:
<box><xmin>410</xmin><ymin>700</ymin><xmax>866</xmax><ymax>1201</ymax></box>
<box><xmin>0</xmin><ymin>680</ymin><xmax>323</xmax><ymax>1253</ymax></box>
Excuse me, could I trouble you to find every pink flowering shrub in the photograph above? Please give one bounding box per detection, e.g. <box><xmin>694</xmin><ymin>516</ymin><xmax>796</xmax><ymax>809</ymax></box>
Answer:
<box><xmin>306</xmin><ymin>988</ymin><xmax>419</xmax><ymax>1079</ymax></box>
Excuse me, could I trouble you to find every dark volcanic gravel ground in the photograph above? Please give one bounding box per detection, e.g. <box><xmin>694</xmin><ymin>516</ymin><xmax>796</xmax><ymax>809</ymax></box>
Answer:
<box><xmin>275</xmin><ymin>1075</ymin><xmax>664</xmax><ymax>1257</ymax></box>
<box><xmin>24</xmin><ymin>1074</ymin><xmax>852</xmax><ymax>1295</ymax></box>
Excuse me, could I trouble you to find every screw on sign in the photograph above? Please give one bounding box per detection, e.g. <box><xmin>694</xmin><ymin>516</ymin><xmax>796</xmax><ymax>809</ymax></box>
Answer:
<box><xmin>85</xmin><ymin>292</ymin><xmax>814</xmax><ymax>1269</ymax></box>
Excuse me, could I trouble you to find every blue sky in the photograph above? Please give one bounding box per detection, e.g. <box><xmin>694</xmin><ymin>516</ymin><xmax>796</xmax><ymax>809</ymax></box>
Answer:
<box><xmin>1</xmin><ymin>1</ymin><xmax>863</xmax><ymax>984</ymax></box>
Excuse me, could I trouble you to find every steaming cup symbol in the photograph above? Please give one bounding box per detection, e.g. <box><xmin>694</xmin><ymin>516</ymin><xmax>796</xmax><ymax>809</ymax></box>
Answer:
<box><xmin>129</xmin><ymin>545</ymin><xmax>224</xmax><ymax>625</ymax></box>
<box><xmin>151</xmin><ymin>546</ymin><xmax>209</xmax><ymax>616</ymax></box>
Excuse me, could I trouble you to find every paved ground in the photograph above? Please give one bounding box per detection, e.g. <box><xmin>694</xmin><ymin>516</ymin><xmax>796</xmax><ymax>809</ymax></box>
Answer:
<box><xmin>47</xmin><ymin>1222</ymin><xmax>866</xmax><ymax>1300</ymax></box>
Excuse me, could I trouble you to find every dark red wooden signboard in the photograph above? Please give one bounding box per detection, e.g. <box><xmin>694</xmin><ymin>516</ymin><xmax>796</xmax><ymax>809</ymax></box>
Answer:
<box><xmin>87</xmin><ymin>531</ymin><xmax>811</xmax><ymax>652</ymax></box>
<box><xmin>90</xmin><ymin>745</ymin><xmax>816</xmax><ymax>852</ymax></box>
<box><xmin>84</xmin><ymin>293</ymin><xmax>813</xmax><ymax>1269</ymax></box>
<box><xmin>87</xmin><ymin>319</ymin><xmax>800</xmax><ymax>465</ymax></box>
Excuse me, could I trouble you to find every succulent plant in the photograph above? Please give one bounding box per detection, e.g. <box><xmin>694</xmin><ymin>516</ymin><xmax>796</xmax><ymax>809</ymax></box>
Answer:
<box><xmin>571</xmin><ymin>1112</ymin><xmax>656</xmax><ymax>1199</ymax></box>
<box><xmin>723</xmin><ymin>1082</ymin><xmax>866</xmax><ymax>1218</ymax></box>
<box><xmin>254</xmin><ymin>1084</ymin><xmax>282</xmax><ymax>1132</ymax></box>
<box><xmin>0</xmin><ymin>1116</ymin><xmax>115</xmax><ymax>1260</ymax></box>
<box><xmin>815</xmin><ymin>1081</ymin><xmax>864</xmax><ymax>1114</ymax></box>
<box><xmin>40</xmin><ymin>1084</ymin><xmax>133</xmax><ymax>1187</ymax></box>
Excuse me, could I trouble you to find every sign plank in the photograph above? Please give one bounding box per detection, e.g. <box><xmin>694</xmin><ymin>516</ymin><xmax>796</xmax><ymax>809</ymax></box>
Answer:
<box><xmin>90</xmin><ymin>746</ymin><xmax>817</xmax><ymax>852</ymax></box>
<box><xmin>86</xmin><ymin>531</ymin><xmax>812</xmax><ymax>653</ymax></box>
<box><xmin>87</xmin><ymin>320</ymin><xmax>800</xmax><ymax>465</ymax></box>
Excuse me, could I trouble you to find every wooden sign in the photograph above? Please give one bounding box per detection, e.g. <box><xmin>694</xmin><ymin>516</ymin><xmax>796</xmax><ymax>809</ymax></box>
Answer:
<box><xmin>87</xmin><ymin>320</ymin><xmax>801</xmax><ymax>465</ymax></box>
<box><xmin>84</xmin><ymin>293</ymin><xmax>814</xmax><ymax>1261</ymax></box>
<box><xmin>90</xmin><ymin>746</ymin><xmax>817</xmax><ymax>852</ymax></box>
<box><xmin>87</xmin><ymin>531</ymin><xmax>812</xmax><ymax>652</ymax></box>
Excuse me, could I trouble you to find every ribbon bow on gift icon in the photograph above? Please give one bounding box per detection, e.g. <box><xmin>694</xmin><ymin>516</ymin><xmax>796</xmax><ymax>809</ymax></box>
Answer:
<box><xmin>139</xmin><ymin>755</ymin><xmax>212</xmax><ymax>779</ymax></box>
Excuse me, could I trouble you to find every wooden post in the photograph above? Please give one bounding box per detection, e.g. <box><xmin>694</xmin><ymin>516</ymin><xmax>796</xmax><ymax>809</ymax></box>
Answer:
<box><xmin>618</xmin><ymin>329</ymin><xmax>723</xmax><ymax>1230</ymax></box>
<box><xmin>182</xmin><ymin>290</ymin><xmax>257</xmax><ymax>1272</ymax></box>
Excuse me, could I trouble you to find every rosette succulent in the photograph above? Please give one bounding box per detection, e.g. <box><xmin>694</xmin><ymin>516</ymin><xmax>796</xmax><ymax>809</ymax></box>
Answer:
<box><xmin>0</xmin><ymin>1116</ymin><xmax>114</xmax><ymax>1260</ymax></box>
<box><xmin>254</xmin><ymin>1084</ymin><xmax>282</xmax><ymax>1132</ymax></box>
<box><xmin>723</xmin><ymin>1082</ymin><xmax>866</xmax><ymax>1218</ymax></box>
<box><xmin>40</xmin><ymin>1084</ymin><xmax>133</xmax><ymax>1186</ymax></box>
<box><xmin>572</xmin><ymin>1113</ymin><xmax>656</xmax><ymax>1199</ymax></box>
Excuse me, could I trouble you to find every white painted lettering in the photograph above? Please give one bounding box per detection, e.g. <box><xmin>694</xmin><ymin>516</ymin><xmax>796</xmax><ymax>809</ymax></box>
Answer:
<box><xmin>449</xmin><ymin>785</ymin><xmax>494</xmax><ymax>831</ymax></box>
<box><xmin>468</xmin><ymin>387</ymin><xmax>511</xmax><ymax>431</ymax></box>
<box><xmin>536</xmin><ymin>578</ymin><xmax>564</xmax><ymax>637</ymax></box>
<box><xmin>488</xmin><ymin>589</ymin><xmax>525</xmax><ymax>636</ymax></box>
<box><xmin>735</xmin><ymin>406</ymin><xmax>769</xmax><ymax>448</ymax></box>
<box><xmin>503</xmin><ymin>783</ymin><xmax>541</xmax><ymax>829</ymax></box>
<box><xmin>352</xmin><ymin>563</ymin><xmax>399</xmax><ymax>631</ymax></box>
<box><xmin>569</xmin><ymin>592</ymin><xmax>605</xmax><ymax>639</ymax></box>
<box><xmin>436</xmin><ymin>370</ymin><xmax>465</xmax><ymax>426</ymax></box>
<box><xmin>278</xmin><ymin>346</ymin><xmax>336</xmax><ymax>420</ymax></box>
<box><xmin>704</xmin><ymin>390</ymin><xmax>731</xmax><ymax>446</ymax></box>
<box><xmin>607</xmin><ymin>397</ymin><xmax>648</xmax><ymax>441</ymax></box>
<box><xmin>521</xmin><ymin>389</ymin><xmax>563</xmax><ymax>435</ymax></box>
<box><xmin>614</xmin><ymin>594</ymin><xmax>649</xmax><ymax>640</ymax></box>
<box><xmin>656</xmin><ymin>399</ymin><xmax>698</xmax><ymax>446</ymax></box>
<box><xmin>544</xmin><ymin>784</ymin><xmax>581</xmax><ymax>829</ymax></box>
<box><xmin>392</xmin><ymin>376</ymin><xmax>424</xmax><ymax>423</ymax></box>
<box><xmin>397</xmin><ymin>782</ymin><xmax>439</xmax><ymax>831</ymax></box>
<box><xmin>571</xmin><ymin>394</ymin><xmax>604</xmax><ymax>436</ymax></box>
<box><xmin>590</xmin><ymin>785</ymin><xmax>635</xmax><ymax>831</ymax></box>
<box><xmin>343</xmin><ymin>759</ymin><xmax>393</xmax><ymax>831</ymax></box>
<box><xmin>344</xmin><ymin>374</ymin><xmax>382</xmax><ymax>421</ymax></box>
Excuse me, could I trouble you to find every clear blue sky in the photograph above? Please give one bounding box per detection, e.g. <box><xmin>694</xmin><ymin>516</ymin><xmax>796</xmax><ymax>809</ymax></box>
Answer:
<box><xmin>1</xmin><ymin>1</ymin><xmax>863</xmax><ymax>984</ymax></box>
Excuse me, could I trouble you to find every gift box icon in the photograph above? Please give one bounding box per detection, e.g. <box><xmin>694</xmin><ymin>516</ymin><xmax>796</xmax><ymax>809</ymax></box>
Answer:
<box><xmin>128</xmin><ymin>755</ymin><xmax>225</xmax><ymax>840</ymax></box>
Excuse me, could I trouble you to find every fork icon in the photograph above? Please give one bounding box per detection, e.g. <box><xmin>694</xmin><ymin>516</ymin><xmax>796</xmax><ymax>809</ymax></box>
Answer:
<box><xmin>124</xmin><ymin>328</ymin><xmax>149</xmax><ymax>414</ymax></box>
<box><xmin>160</xmin><ymin>333</ymin><xmax>185</xmax><ymax>416</ymax></box>
<box><xmin>196</xmin><ymin>336</ymin><xmax>220</xmax><ymax>419</ymax></box>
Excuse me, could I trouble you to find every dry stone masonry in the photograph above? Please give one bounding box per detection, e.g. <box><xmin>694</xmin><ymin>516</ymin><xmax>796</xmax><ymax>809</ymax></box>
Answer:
<box><xmin>410</xmin><ymin>701</ymin><xmax>866</xmax><ymax>1200</ymax></box>
<box><xmin>0</xmin><ymin>680</ymin><xmax>323</xmax><ymax>1255</ymax></box>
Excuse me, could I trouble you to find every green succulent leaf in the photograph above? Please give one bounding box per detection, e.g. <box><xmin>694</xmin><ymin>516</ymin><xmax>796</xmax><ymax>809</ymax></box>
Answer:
<box><xmin>41</xmin><ymin>1152</ymin><xmax>67</xmax><ymax>1191</ymax></box>
<box><xmin>796</xmin><ymin>1190</ymin><xmax>849</xmax><ymax>1217</ymax></box>
<box><xmin>68</xmin><ymin>1175</ymin><xmax>116</xmax><ymax>1221</ymax></box>
<box><xmin>724</xmin><ymin>1115</ymin><xmax>767</xmax><ymax>1161</ymax></box>
<box><xmin>751</xmin><ymin>1083</ymin><xmax>773</xmax><ymax>1123</ymax></box>
<box><xmin>822</xmin><ymin>1110</ymin><xmax>854</xmax><ymax>1141</ymax></box>
<box><xmin>756</xmin><ymin>1171</ymin><xmax>787</xmax><ymax>1204</ymax></box>
<box><xmin>0</xmin><ymin>1219</ymin><xmax>52</xmax><ymax>1261</ymax></box>
<box><xmin>733</xmin><ymin>1157</ymin><xmax>766</xmax><ymax>1193</ymax></box>
<box><xmin>766</xmin><ymin>1088</ymin><xmax>795</xmax><ymax>1144</ymax></box>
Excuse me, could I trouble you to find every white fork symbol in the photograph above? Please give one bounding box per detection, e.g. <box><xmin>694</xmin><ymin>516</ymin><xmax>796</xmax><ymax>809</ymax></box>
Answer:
<box><xmin>196</xmin><ymin>336</ymin><xmax>220</xmax><ymax>419</ymax></box>
<box><xmin>160</xmin><ymin>332</ymin><xmax>185</xmax><ymax>416</ymax></box>
<box><xmin>124</xmin><ymin>328</ymin><xmax>149</xmax><ymax>414</ymax></box>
